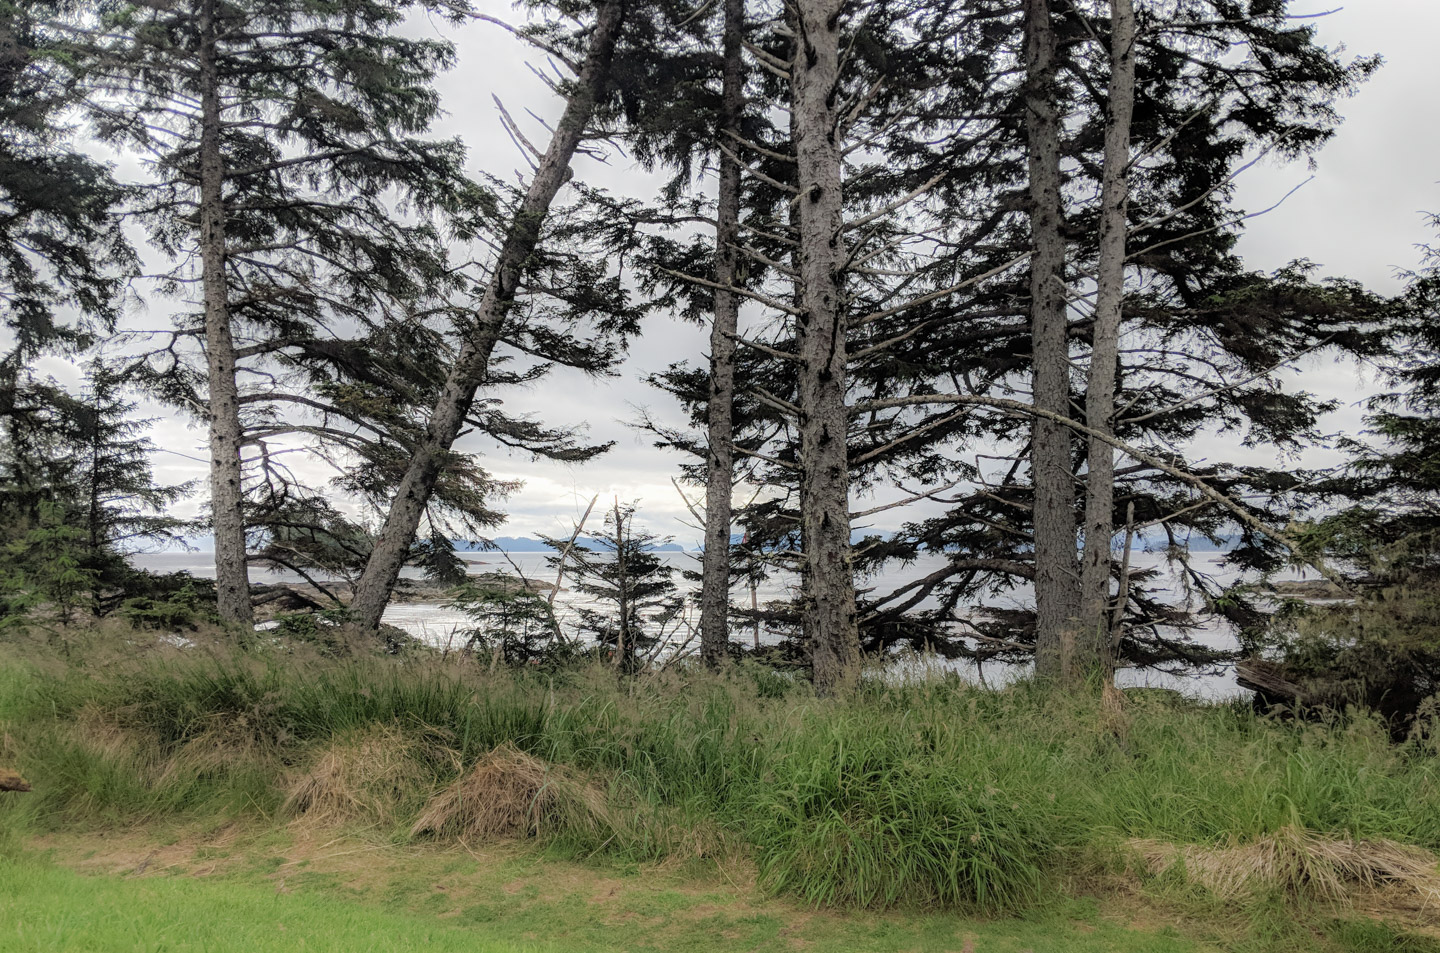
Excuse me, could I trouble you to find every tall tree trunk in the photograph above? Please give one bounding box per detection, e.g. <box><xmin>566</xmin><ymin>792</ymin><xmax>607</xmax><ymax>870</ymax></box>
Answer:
<box><xmin>613</xmin><ymin>498</ymin><xmax>628</xmax><ymax>669</ymax></box>
<box><xmin>346</xmin><ymin>0</ymin><xmax>626</xmax><ymax>639</ymax></box>
<box><xmin>699</xmin><ymin>0</ymin><xmax>745</xmax><ymax>669</ymax></box>
<box><xmin>88</xmin><ymin>398</ymin><xmax>102</xmax><ymax>616</ymax></box>
<box><xmin>1023</xmin><ymin>0</ymin><xmax>1077</xmax><ymax>680</ymax></box>
<box><xmin>198</xmin><ymin>0</ymin><xmax>253</xmax><ymax>627</ymax></box>
<box><xmin>1078</xmin><ymin>0</ymin><xmax>1137</xmax><ymax>679</ymax></box>
<box><xmin>792</xmin><ymin>0</ymin><xmax>860</xmax><ymax>696</ymax></box>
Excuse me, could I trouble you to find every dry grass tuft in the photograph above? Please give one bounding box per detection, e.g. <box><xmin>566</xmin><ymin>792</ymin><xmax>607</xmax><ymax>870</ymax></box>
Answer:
<box><xmin>1130</xmin><ymin>827</ymin><xmax>1440</xmax><ymax>902</ymax></box>
<box><xmin>1</xmin><ymin>730</ymin><xmax>23</xmax><ymax>765</ymax></box>
<box><xmin>71</xmin><ymin>704</ymin><xmax>142</xmax><ymax>762</ymax></box>
<box><xmin>164</xmin><ymin>724</ymin><xmax>271</xmax><ymax>778</ymax></box>
<box><xmin>0</xmin><ymin>730</ymin><xmax>26</xmax><ymax>791</ymax></box>
<box><xmin>647</xmin><ymin>816</ymin><xmax>753</xmax><ymax>883</ymax></box>
<box><xmin>1100</xmin><ymin>682</ymin><xmax>1129</xmax><ymax>739</ymax></box>
<box><xmin>409</xmin><ymin>744</ymin><xmax>611</xmax><ymax>843</ymax></box>
<box><xmin>283</xmin><ymin>727</ymin><xmax>432</xmax><ymax>828</ymax></box>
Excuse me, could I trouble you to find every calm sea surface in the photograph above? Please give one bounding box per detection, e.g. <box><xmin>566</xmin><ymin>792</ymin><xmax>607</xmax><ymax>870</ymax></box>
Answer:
<box><xmin>130</xmin><ymin>549</ymin><xmax>1310</xmax><ymax>699</ymax></box>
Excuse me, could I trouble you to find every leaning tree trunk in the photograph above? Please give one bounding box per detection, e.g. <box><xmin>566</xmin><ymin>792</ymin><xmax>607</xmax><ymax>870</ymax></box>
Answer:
<box><xmin>1078</xmin><ymin>0</ymin><xmax>1137</xmax><ymax>679</ymax></box>
<box><xmin>792</xmin><ymin>0</ymin><xmax>861</xmax><ymax>696</ymax></box>
<box><xmin>1023</xmin><ymin>0</ymin><xmax>1077</xmax><ymax>680</ymax></box>
<box><xmin>699</xmin><ymin>0</ymin><xmax>746</xmax><ymax>669</ymax></box>
<box><xmin>198</xmin><ymin>0</ymin><xmax>253</xmax><ymax>627</ymax></box>
<box><xmin>346</xmin><ymin>0</ymin><xmax>626</xmax><ymax>640</ymax></box>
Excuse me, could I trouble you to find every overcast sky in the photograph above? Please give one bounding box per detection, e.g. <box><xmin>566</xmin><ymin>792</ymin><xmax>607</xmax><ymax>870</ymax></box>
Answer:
<box><xmin>89</xmin><ymin>0</ymin><xmax>1440</xmax><ymax>546</ymax></box>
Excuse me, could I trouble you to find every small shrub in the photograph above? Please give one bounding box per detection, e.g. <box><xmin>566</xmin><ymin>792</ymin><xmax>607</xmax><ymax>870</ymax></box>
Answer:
<box><xmin>748</xmin><ymin>718</ymin><xmax>1056</xmax><ymax>910</ymax></box>
<box><xmin>117</xmin><ymin>579</ymin><xmax>219</xmax><ymax>631</ymax></box>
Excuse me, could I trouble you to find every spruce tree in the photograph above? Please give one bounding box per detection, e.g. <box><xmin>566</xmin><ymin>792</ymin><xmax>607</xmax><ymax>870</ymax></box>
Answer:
<box><xmin>0</xmin><ymin>361</ymin><xmax>190</xmax><ymax>620</ymax></box>
<box><xmin>645</xmin><ymin>0</ymin><xmax>1385</xmax><ymax>687</ymax></box>
<box><xmin>697</xmin><ymin>0</ymin><xmax>746</xmax><ymax>668</ymax></box>
<box><xmin>1023</xmin><ymin>0</ymin><xmax>1081</xmax><ymax>679</ymax></box>
<box><xmin>0</xmin><ymin>0</ymin><xmax>131</xmax><ymax>369</ymax></box>
<box><xmin>1076</xmin><ymin>0</ymin><xmax>1137</xmax><ymax>680</ymax></box>
<box><xmin>71</xmin><ymin>361</ymin><xmax>192</xmax><ymax>605</ymax></box>
<box><xmin>346</xmin><ymin>0</ymin><xmax>650</xmax><ymax>638</ymax></box>
<box><xmin>556</xmin><ymin>501</ymin><xmax>681</xmax><ymax>671</ymax></box>
<box><xmin>1267</xmin><ymin>226</ymin><xmax>1440</xmax><ymax>723</ymax></box>
<box><xmin>83</xmin><ymin>0</ymin><xmax>478</xmax><ymax>625</ymax></box>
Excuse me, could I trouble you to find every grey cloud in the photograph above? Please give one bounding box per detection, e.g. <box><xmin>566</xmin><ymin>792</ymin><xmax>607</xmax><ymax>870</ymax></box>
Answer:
<box><xmin>123</xmin><ymin>3</ymin><xmax>1440</xmax><ymax>543</ymax></box>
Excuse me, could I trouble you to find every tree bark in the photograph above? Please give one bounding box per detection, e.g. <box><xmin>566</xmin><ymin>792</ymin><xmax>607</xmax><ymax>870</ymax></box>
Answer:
<box><xmin>1023</xmin><ymin>0</ymin><xmax>1077</xmax><ymax>680</ymax></box>
<box><xmin>699</xmin><ymin>0</ymin><xmax>745</xmax><ymax>669</ymax></box>
<box><xmin>613</xmin><ymin>498</ymin><xmax>628</xmax><ymax>668</ymax></box>
<box><xmin>198</xmin><ymin>0</ymin><xmax>253</xmax><ymax>627</ymax></box>
<box><xmin>1078</xmin><ymin>0</ymin><xmax>1137</xmax><ymax>679</ymax></box>
<box><xmin>346</xmin><ymin>0</ymin><xmax>626</xmax><ymax>640</ymax></box>
<box><xmin>792</xmin><ymin>0</ymin><xmax>861</xmax><ymax>696</ymax></box>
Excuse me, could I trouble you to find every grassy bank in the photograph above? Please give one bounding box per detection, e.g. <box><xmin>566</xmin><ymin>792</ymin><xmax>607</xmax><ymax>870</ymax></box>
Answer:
<box><xmin>1</xmin><ymin>641</ymin><xmax>1438</xmax><ymax>947</ymax></box>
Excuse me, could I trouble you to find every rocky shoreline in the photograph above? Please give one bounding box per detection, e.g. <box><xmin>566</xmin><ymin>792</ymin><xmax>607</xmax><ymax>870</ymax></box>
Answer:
<box><xmin>1265</xmin><ymin>579</ymin><xmax>1353</xmax><ymax>600</ymax></box>
<box><xmin>252</xmin><ymin>571</ymin><xmax>557</xmax><ymax>616</ymax></box>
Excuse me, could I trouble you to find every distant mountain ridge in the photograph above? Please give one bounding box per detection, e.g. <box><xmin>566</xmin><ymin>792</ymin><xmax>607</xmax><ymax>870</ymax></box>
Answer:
<box><xmin>462</xmin><ymin>532</ymin><xmax>1239</xmax><ymax>555</ymax></box>
<box><xmin>173</xmin><ymin>531</ymin><xmax>1237</xmax><ymax>556</ymax></box>
<box><xmin>456</xmin><ymin>537</ymin><xmax>689</xmax><ymax>553</ymax></box>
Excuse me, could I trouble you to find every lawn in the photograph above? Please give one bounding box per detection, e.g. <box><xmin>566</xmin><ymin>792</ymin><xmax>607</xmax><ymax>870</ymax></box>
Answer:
<box><xmin>1</xmin><ymin>832</ymin><xmax>1227</xmax><ymax>953</ymax></box>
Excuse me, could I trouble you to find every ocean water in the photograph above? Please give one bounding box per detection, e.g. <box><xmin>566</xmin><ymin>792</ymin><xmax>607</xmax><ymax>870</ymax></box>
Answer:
<box><xmin>130</xmin><ymin>548</ymin><xmax>1309</xmax><ymax>699</ymax></box>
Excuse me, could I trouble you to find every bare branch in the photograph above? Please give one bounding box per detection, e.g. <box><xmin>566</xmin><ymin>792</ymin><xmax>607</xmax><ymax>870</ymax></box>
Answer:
<box><xmin>734</xmin><ymin>446</ymin><xmax>800</xmax><ymax>471</ymax></box>
<box><xmin>853</xmin><ymin>393</ymin><xmax>1353</xmax><ymax>592</ymax></box>
<box><xmin>851</xmin><ymin>478</ymin><xmax>963</xmax><ymax>519</ymax></box>
<box><xmin>842</xmin><ymin>170</ymin><xmax>947</xmax><ymax>233</ymax></box>
<box><xmin>658</xmin><ymin>266</ymin><xmax>801</xmax><ymax>315</ymax></box>
<box><xmin>749</xmin><ymin>386</ymin><xmax>801</xmax><ymax>416</ymax></box>
<box><xmin>743</xmin><ymin>41</ymin><xmax>792</xmax><ymax>83</ymax></box>
<box><xmin>853</xmin><ymin>252</ymin><xmax>1030</xmax><ymax>328</ymax></box>
<box><xmin>723</xmin><ymin>128</ymin><xmax>795</xmax><ymax>164</ymax></box>
<box><xmin>717</xmin><ymin>143</ymin><xmax>798</xmax><ymax>194</ymax></box>
<box><xmin>493</xmin><ymin>95</ymin><xmax>544</xmax><ymax>167</ymax></box>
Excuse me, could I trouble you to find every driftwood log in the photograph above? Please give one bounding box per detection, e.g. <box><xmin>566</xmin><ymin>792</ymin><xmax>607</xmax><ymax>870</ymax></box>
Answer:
<box><xmin>1236</xmin><ymin>658</ymin><xmax>1305</xmax><ymax>705</ymax></box>
<box><xmin>1238</xmin><ymin>657</ymin><xmax>1431</xmax><ymax>739</ymax></box>
<box><xmin>0</xmin><ymin>768</ymin><xmax>30</xmax><ymax>792</ymax></box>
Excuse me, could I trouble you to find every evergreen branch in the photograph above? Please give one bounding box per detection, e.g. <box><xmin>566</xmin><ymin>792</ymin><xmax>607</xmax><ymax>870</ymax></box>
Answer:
<box><xmin>717</xmin><ymin>143</ymin><xmax>798</xmax><ymax>194</ymax></box>
<box><xmin>730</xmin><ymin>333</ymin><xmax>801</xmax><ymax>363</ymax></box>
<box><xmin>842</xmin><ymin>171</ymin><xmax>948</xmax><ymax>234</ymax></box>
<box><xmin>1119</xmin><ymin>336</ymin><xmax>1337</xmax><ymax>426</ymax></box>
<box><xmin>734</xmin><ymin>446</ymin><xmax>800</xmax><ymax>471</ymax></box>
<box><xmin>722</xmin><ymin>128</ymin><xmax>795</xmax><ymax>164</ymax></box>
<box><xmin>748</xmin><ymin>386</ymin><xmax>801</xmax><ymax>416</ymax></box>
<box><xmin>851</xmin><ymin>409</ymin><xmax>973</xmax><ymax>465</ymax></box>
<box><xmin>657</xmin><ymin>267</ymin><xmax>800</xmax><ymax>314</ymax></box>
<box><xmin>850</xmin><ymin>478</ymin><xmax>963</xmax><ymax>519</ymax></box>
<box><xmin>853</xmin><ymin>393</ymin><xmax>1353</xmax><ymax>593</ymax></box>
<box><xmin>852</xmin><ymin>253</ymin><xmax>1030</xmax><ymax>328</ymax></box>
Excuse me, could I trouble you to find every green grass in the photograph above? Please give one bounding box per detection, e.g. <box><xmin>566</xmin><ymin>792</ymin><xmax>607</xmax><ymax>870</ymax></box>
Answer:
<box><xmin>1</xmin><ymin>645</ymin><xmax>1438</xmax><ymax>918</ymax></box>
<box><xmin>0</xmin><ymin>850</ymin><xmax>527</xmax><ymax>953</ymax></box>
<box><xmin>0</xmin><ymin>841</ymin><xmax>1221</xmax><ymax>953</ymax></box>
<box><xmin>7</xmin><ymin>835</ymin><xmax>1436</xmax><ymax>953</ymax></box>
